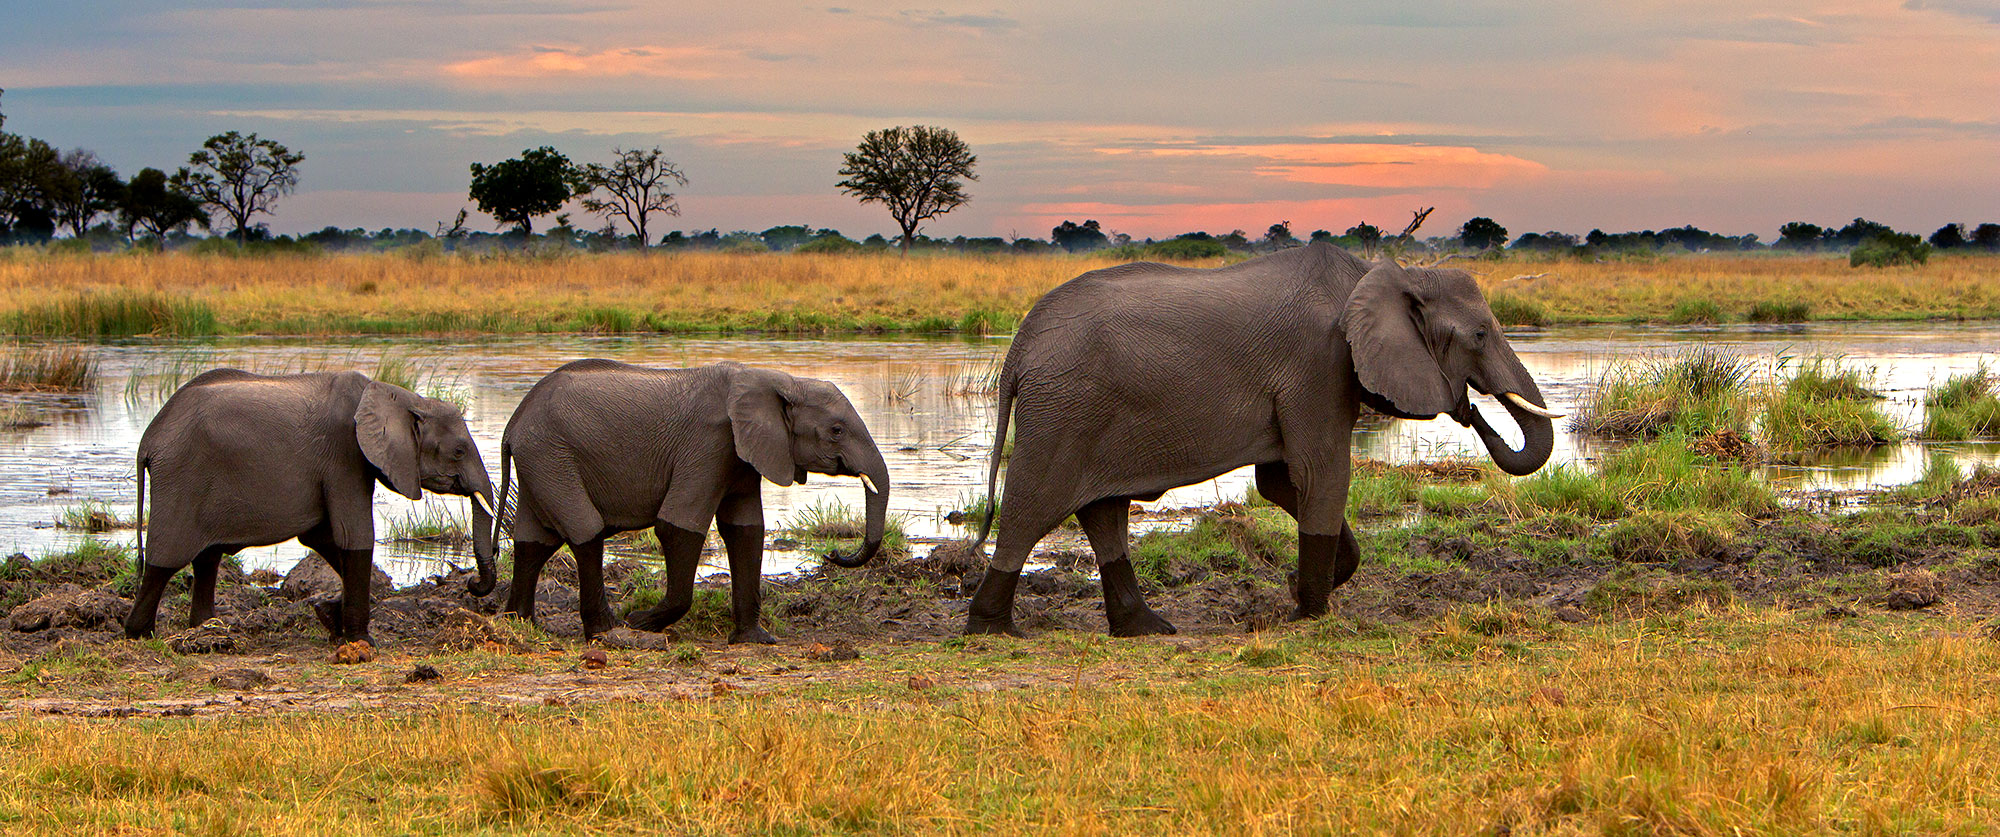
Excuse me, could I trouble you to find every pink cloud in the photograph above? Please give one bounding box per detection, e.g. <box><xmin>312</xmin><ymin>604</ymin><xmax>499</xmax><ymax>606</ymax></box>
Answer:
<box><xmin>442</xmin><ymin>45</ymin><xmax>731</xmax><ymax>82</ymax></box>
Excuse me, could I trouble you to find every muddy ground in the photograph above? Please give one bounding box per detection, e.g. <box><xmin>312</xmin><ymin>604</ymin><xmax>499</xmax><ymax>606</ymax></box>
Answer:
<box><xmin>5</xmin><ymin>497</ymin><xmax>1999</xmax><ymax>719</ymax></box>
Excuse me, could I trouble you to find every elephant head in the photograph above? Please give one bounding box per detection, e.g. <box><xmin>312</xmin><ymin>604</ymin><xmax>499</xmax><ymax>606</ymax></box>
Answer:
<box><xmin>727</xmin><ymin>367</ymin><xmax>891</xmax><ymax>568</ymax></box>
<box><xmin>355</xmin><ymin>381</ymin><xmax>501</xmax><ymax>594</ymax></box>
<box><xmin>1343</xmin><ymin>260</ymin><xmax>1562</xmax><ymax>476</ymax></box>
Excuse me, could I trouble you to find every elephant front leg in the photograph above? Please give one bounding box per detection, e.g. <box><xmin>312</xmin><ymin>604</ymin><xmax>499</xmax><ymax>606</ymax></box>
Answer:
<box><xmin>335</xmin><ymin>548</ymin><xmax>377</xmax><ymax>646</ymax></box>
<box><xmin>718</xmin><ymin>522</ymin><xmax>776</xmax><ymax>645</ymax></box>
<box><xmin>627</xmin><ymin>523</ymin><xmax>705</xmax><ymax>633</ymax></box>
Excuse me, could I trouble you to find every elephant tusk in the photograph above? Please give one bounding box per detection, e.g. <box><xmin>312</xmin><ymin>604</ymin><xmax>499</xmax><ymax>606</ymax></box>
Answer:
<box><xmin>472</xmin><ymin>491</ymin><xmax>495</xmax><ymax>517</ymax></box>
<box><xmin>860</xmin><ymin>473</ymin><xmax>879</xmax><ymax>494</ymax></box>
<box><xmin>1503</xmin><ymin>392</ymin><xmax>1565</xmax><ymax>419</ymax></box>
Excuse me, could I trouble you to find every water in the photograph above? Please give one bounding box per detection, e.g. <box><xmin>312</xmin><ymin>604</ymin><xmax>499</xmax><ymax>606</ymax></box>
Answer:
<box><xmin>2</xmin><ymin>323</ymin><xmax>1995</xmax><ymax>584</ymax></box>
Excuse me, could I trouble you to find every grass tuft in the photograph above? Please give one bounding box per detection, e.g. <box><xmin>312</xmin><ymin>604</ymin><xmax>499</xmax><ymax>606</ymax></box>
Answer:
<box><xmin>1921</xmin><ymin>367</ymin><xmax>2000</xmax><ymax>441</ymax></box>
<box><xmin>1761</xmin><ymin>357</ymin><xmax>1901</xmax><ymax>450</ymax></box>
<box><xmin>1572</xmin><ymin>347</ymin><xmax>1756</xmax><ymax>438</ymax></box>
<box><xmin>0</xmin><ymin>344</ymin><xmax>99</xmax><ymax>392</ymax></box>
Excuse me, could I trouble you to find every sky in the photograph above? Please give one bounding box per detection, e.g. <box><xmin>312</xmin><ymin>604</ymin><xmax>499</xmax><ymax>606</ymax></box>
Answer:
<box><xmin>2</xmin><ymin>0</ymin><xmax>1997</xmax><ymax>242</ymax></box>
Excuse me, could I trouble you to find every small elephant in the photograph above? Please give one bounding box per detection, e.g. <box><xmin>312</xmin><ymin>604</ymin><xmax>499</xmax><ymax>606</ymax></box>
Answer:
<box><xmin>965</xmin><ymin>243</ymin><xmax>1561</xmax><ymax>637</ymax></box>
<box><xmin>128</xmin><ymin>370</ymin><xmax>499</xmax><ymax>644</ymax></box>
<box><xmin>496</xmin><ymin>359</ymin><xmax>890</xmax><ymax>643</ymax></box>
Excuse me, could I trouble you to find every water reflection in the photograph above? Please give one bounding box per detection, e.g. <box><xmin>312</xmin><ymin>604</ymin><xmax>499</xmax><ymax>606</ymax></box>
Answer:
<box><xmin>1</xmin><ymin>322</ymin><xmax>1994</xmax><ymax>584</ymax></box>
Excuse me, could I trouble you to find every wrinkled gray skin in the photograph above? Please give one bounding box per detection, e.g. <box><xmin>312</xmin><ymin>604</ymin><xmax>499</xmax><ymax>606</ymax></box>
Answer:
<box><xmin>966</xmin><ymin>243</ymin><xmax>1556</xmax><ymax>637</ymax></box>
<box><xmin>126</xmin><ymin>370</ymin><xmax>499</xmax><ymax>644</ymax></box>
<box><xmin>497</xmin><ymin>360</ymin><xmax>891</xmax><ymax>644</ymax></box>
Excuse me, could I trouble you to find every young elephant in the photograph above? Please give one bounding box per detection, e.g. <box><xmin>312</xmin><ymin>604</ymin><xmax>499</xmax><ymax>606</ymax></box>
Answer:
<box><xmin>128</xmin><ymin>370</ymin><xmax>499</xmax><ymax>644</ymax></box>
<box><xmin>496</xmin><ymin>359</ymin><xmax>891</xmax><ymax>643</ymax></box>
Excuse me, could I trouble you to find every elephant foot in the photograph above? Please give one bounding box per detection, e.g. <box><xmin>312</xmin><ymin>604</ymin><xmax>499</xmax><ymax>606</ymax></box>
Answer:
<box><xmin>729</xmin><ymin>625</ymin><xmax>778</xmax><ymax>645</ymax></box>
<box><xmin>964</xmin><ymin>568</ymin><xmax>1026</xmax><ymax>637</ymax></box>
<box><xmin>310</xmin><ymin>597</ymin><xmax>342</xmax><ymax>638</ymax></box>
<box><xmin>627</xmin><ymin>602</ymin><xmax>689</xmax><ymax>633</ymax></box>
<box><xmin>582</xmin><ymin>612</ymin><xmax>617</xmax><ymax>640</ymax></box>
<box><xmin>1108</xmin><ymin>606</ymin><xmax>1177</xmax><ymax>637</ymax></box>
<box><xmin>964</xmin><ymin>614</ymin><xmax>1027</xmax><ymax>638</ymax></box>
<box><xmin>121</xmin><ymin>620</ymin><xmax>155</xmax><ymax>640</ymax></box>
<box><xmin>1288</xmin><ymin>601</ymin><xmax>1330</xmax><ymax>622</ymax></box>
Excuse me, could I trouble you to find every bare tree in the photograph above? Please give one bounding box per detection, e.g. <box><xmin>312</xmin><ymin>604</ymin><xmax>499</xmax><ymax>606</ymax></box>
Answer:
<box><xmin>579</xmin><ymin>147</ymin><xmax>687</xmax><ymax>250</ymax></box>
<box><xmin>172</xmin><ymin>131</ymin><xmax>304</xmax><ymax>244</ymax></box>
<box><xmin>837</xmin><ymin>125</ymin><xmax>977</xmax><ymax>254</ymax></box>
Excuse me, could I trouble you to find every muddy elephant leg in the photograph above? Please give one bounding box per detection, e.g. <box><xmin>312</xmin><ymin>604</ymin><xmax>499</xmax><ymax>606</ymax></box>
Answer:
<box><xmin>1259</xmin><ymin>461</ymin><xmax>1357</xmax><ymax>621</ymax></box>
<box><xmin>628</xmin><ymin>523</ymin><xmax>706</xmax><ymax>632</ymax></box>
<box><xmin>1076</xmin><ymin>496</ymin><xmax>1176</xmax><ymax>637</ymax></box>
<box><xmin>573</xmin><ymin>537</ymin><xmax>613</xmax><ymax>640</ymax></box>
<box><xmin>504</xmin><ymin>539</ymin><xmax>561</xmax><ymax>622</ymax></box>
<box><xmin>122</xmin><ymin>563</ymin><xmax>181</xmax><ymax>639</ymax></box>
<box><xmin>717</xmin><ymin>521</ymin><xmax>776</xmax><ymax>645</ymax></box>
<box><xmin>336</xmin><ymin>548</ymin><xmax>376</xmax><ymax>646</ymax></box>
<box><xmin>187</xmin><ymin>550</ymin><xmax>225</xmax><ymax>628</ymax></box>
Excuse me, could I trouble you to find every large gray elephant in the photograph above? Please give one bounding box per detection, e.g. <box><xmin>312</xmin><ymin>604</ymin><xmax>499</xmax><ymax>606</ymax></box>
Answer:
<box><xmin>127</xmin><ymin>370</ymin><xmax>499</xmax><ymax>644</ymax></box>
<box><xmin>965</xmin><ymin>243</ymin><xmax>1561</xmax><ymax>636</ymax></box>
<box><xmin>496</xmin><ymin>359</ymin><xmax>890</xmax><ymax>643</ymax></box>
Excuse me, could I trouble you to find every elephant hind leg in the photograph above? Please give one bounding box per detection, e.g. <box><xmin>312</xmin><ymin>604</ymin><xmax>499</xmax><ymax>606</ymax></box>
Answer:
<box><xmin>504</xmin><ymin>539</ymin><xmax>562</xmax><ymax>622</ymax></box>
<box><xmin>965</xmin><ymin>508</ymin><xmax>1071</xmax><ymax>638</ymax></box>
<box><xmin>123</xmin><ymin>563</ymin><xmax>181</xmax><ymax>639</ymax></box>
<box><xmin>628</xmin><ymin>523</ymin><xmax>705</xmax><ymax>633</ymax></box>
<box><xmin>187</xmin><ymin>549</ymin><xmax>227</xmax><ymax>628</ymax></box>
<box><xmin>573</xmin><ymin>537</ymin><xmax>613</xmax><ymax>640</ymax></box>
<box><xmin>1077</xmin><ymin>497</ymin><xmax>1176</xmax><ymax>637</ymax></box>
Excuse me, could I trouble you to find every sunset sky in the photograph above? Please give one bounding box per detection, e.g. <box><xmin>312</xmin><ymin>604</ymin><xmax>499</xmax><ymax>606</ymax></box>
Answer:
<box><xmin>3</xmin><ymin>1</ymin><xmax>1996</xmax><ymax>242</ymax></box>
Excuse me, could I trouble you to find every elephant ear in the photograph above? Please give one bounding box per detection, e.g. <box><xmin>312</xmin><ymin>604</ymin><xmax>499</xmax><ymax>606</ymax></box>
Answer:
<box><xmin>727</xmin><ymin>367</ymin><xmax>800</xmax><ymax>486</ymax></box>
<box><xmin>1343</xmin><ymin>262</ymin><xmax>1459</xmax><ymax>417</ymax></box>
<box><xmin>355</xmin><ymin>381</ymin><xmax>422</xmax><ymax>501</ymax></box>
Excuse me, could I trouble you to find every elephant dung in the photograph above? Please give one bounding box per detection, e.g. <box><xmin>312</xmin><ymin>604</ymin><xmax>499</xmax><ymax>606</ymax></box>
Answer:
<box><xmin>330</xmin><ymin>640</ymin><xmax>376</xmax><ymax>664</ymax></box>
<box><xmin>208</xmin><ymin>667</ymin><xmax>271</xmax><ymax>690</ymax></box>
<box><xmin>805</xmin><ymin>640</ymin><xmax>860</xmax><ymax>662</ymax></box>
<box><xmin>167</xmin><ymin>618</ymin><xmax>238</xmax><ymax>654</ymax></box>
<box><xmin>6</xmin><ymin>583</ymin><xmax>127</xmax><ymax>633</ymax></box>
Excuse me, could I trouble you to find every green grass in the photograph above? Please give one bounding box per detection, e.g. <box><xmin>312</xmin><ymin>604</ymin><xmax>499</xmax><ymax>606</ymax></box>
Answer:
<box><xmin>1745</xmin><ymin>300</ymin><xmax>1811</xmax><ymax>323</ymax></box>
<box><xmin>1130</xmin><ymin>504</ymin><xmax>1295</xmax><ymax>587</ymax></box>
<box><xmin>1486</xmin><ymin>292</ymin><xmax>1551</xmax><ymax>327</ymax></box>
<box><xmin>778</xmin><ymin>499</ymin><xmax>910</xmax><ymax>559</ymax></box>
<box><xmin>56</xmin><ymin>500</ymin><xmax>132</xmax><ymax>533</ymax></box>
<box><xmin>1666</xmin><ymin>298</ymin><xmax>1725</xmax><ymax>325</ymax></box>
<box><xmin>1493</xmin><ymin>434</ymin><xmax>1777</xmax><ymax>521</ymax></box>
<box><xmin>1572</xmin><ymin>346</ymin><xmax>1757</xmax><ymax>438</ymax></box>
<box><xmin>1922</xmin><ymin>367</ymin><xmax>2000</xmax><ymax>440</ymax></box>
<box><xmin>383</xmin><ymin>505</ymin><xmax>472</xmax><ymax>547</ymax></box>
<box><xmin>1762</xmin><ymin>357</ymin><xmax>1902</xmax><ymax>450</ymax></box>
<box><xmin>1346</xmin><ymin>464</ymin><xmax>1420</xmax><ymax>517</ymax></box>
<box><xmin>0</xmin><ymin>344</ymin><xmax>98</xmax><ymax>392</ymax></box>
<box><xmin>6</xmin><ymin>290</ymin><xmax>218</xmax><ymax>337</ymax></box>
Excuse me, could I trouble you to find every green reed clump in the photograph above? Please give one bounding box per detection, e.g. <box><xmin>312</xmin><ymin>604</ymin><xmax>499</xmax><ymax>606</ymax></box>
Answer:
<box><xmin>383</xmin><ymin>506</ymin><xmax>471</xmax><ymax>546</ymax></box>
<box><xmin>0</xmin><ymin>344</ymin><xmax>99</xmax><ymax>392</ymax></box>
<box><xmin>1746</xmin><ymin>300</ymin><xmax>1811</xmax><ymax>323</ymax></box>
<box><xmin>1486</xmin><ymin>293</ymin><xmax>1550</xmax><ymax>327</ymax></box>
<box><xmin>8</xmin><ymin>291</ymin><xmax>218</xmax><ymax>337</ymax></box>
<box><xmin>1494</xmin><ymin>434</ymin><xmax>1775</xmax><ymax>521</ymax></box>
<box><xmin>1761</xmin><ymin>358</ymin><xmax>1901</xmax><ymax>450</ymax></box>
<box><xmin>1572</xmin><ymin>347</ymin><xmax>1757</xmax><ymax>438</ymax></box>
<box><xmin>1666</xmin><ymin>298</ymin><xmax>1724</xmax><ymax>325</ymax></box>
<box><xmin>1921</xmin><ymin>367</ymin><xmax>2000</xmax><ymax>441</ymax></box>
<box><xmin>779</xmin><ymin>499</ymin><xmax>909</xmax><ymax>558</ymax></box>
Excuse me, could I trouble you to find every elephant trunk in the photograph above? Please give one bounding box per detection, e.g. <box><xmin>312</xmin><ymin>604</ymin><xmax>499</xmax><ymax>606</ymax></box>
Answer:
<box><xmin>826</xmin><ymin>452</ymin><xmax>890</xmax><ymax>569</ymax></box>
<box><xmin>1470</xmin><ymin>389</ymin><xmax>1556</xmax><ymax>477</ymax></box>
<box><xmin>466</xmin><ymin>468</ymin><xmax>499</xmax><ymax>597</ymax></box>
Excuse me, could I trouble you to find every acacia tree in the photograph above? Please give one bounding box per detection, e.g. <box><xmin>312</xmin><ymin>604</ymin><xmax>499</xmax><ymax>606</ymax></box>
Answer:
<box><xmin>1457</xmin><ymin>216</ymin><xmax>1509</xmax><ymax>250</ymax></box>
<box><xmin>172</xmin><ymin>131</ymin><xmax>304</xmax><ymax>244</ymax></box>
<box><xmin>836</xmin><ymin>125</ymin><xmax>977</xmax><ymax>254</ymax></box>
<box><xmin>579</xmin><ymin>146</ymin><xmax>687</xmax><ymax>249</ymax></box>
<box><xmin>468</xmin><ymin>146</ymin><xmax>585</xmax><ymax>236</ymax></box>
<box><xmin>49</xmin><ymin>149</ymin><xmax>123</xmax><ymax>237</ymax></box>
<box><xmin>119</xmin><ymin>167</ymin><xmax>209</xmax><ymax>242</ymax></box>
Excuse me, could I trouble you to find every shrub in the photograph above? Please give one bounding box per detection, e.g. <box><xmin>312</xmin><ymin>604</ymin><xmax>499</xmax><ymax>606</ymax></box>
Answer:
<box><xmin>1850</xmin><ymin>232</ymin><xmax>1931</xmax><ymax>267</ymax></box>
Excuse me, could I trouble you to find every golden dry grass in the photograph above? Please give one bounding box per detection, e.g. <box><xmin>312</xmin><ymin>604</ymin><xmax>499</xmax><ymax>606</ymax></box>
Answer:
<box><xmin>2</xmin><ymin>250</ymin><xmax>1995</xmax><ymax>336</ymax></box>
<box><xmin>5</xmin><ymin>607</ymin><xmax>2000</xmax><ymax>834</ymax></box>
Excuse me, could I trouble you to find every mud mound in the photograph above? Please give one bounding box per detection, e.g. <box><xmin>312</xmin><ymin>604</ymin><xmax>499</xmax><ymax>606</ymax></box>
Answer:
<box><xmin>1692</xmin><ymin>429</ymin><xmax>1767</xmax><ymax>462</ymax></box>
<box><xmin>7</xmin><ymin>584</ymin><xmax>126</xmax><ymax>633</ymax></box>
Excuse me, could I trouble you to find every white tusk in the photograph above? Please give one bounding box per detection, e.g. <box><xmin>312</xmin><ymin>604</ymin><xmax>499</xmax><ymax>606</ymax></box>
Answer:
<box><xmin>472</xmin><ymin>491</ymin><xmax>495</xmax><ymax>517</ymax></box>
<box><xmin>860</xmin><ymin>473</ymin><xmax>879</xmax><ymax>494</ymax></box>
<box><xmin>1503</xmin><ymin>391</ymin><xmax>1565</xmax><ymax>419</ymax></box>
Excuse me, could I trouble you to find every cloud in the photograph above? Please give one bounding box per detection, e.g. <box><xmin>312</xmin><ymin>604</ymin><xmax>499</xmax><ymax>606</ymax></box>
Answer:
<box><xmin>441</xmin><ymin>45</ymin><xmax>747</xmax><ymax>81</ymax></box>
<box><xmin>1903</xmin><ymin>0</ymin><xmax>2000</xmax><ymax>23</ymax></box>
<box><xmin>894</xmin><ymin>9</ymin><xmax>1019</xmax><ymax>32</ymax></box>
<box><xmin>1100</xmin><ymin>142</ymin><xmax>1548</xmax><ymax>191</ymax></box>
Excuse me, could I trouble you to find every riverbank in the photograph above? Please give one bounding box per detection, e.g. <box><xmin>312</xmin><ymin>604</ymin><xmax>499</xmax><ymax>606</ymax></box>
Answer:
<box><xmin>5</xmin><ymin>451</ymin><xmax>2000</xmax><ymax>832</ymax></box>
<box><xmin>3</xmin><ymin>250</ymin><xmax>1997</xmax><ymax>337</ymax></box>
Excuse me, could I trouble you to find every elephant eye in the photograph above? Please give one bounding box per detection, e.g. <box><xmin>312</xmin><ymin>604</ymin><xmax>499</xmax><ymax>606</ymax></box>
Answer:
<box><xmin>452</xmin><ymin>443</ymin><xmax>467</xmax><ymax>460</ymax></box>
<box><xmin>830</xmin><ymin>424</ymin><xmax>845</xmax><ymax>439</ymax></box>
<box><xmin>1474</xmin><ymin>327</ymin><xmax>1489</xmax><ymax>343</ymax></box>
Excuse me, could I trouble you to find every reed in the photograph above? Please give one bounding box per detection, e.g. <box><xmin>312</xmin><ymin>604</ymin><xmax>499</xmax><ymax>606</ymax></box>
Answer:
<box><xmin>1761</xmin><ymin>357</ymin><xmax>1903</xmax><ymax>450</ymax></box>
<box><xmin>1571</xmin><ymin>347</ymin><xmax>1758</xmax><ymax>438</ymax></box>
<box><xmin>0</xmin><ymin>344</ymin><xmax>98</xmax><ymax>392</ymax></box>
<box><xmin>1922</xmin><ymin>367</ymin><xmax>2000</xmax><ymax>441</ymax></box>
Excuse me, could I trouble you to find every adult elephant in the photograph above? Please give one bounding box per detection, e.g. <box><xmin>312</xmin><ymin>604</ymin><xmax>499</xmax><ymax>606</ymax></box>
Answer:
<box><xmin>496</xmin><ymin>360</ymin><xmax>890</xmax><ymax>643</ymax></box>
<box><xmin>128</xmin><ymin>370</ymin><xmax>499</xmax><ymax>644</ymax></box>
<box><xmin>965</xmin><ymin>243</ymin><xmax>1561</xmax><ymax>636</ymax></box>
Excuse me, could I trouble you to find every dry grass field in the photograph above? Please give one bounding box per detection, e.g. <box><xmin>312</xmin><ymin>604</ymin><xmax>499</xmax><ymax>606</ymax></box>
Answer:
<box><xmin>4</xmin><ymin>608</ymin><xmax>1998</xmax><ymax>834</ymax></box>
<box><xmin>2</xmin><ymin>249</ymin><xmax>1995</xmax><ymax>336</ymax></box>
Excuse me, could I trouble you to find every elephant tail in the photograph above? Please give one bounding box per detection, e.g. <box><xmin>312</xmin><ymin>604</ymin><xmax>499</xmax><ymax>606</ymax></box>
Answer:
<box><xmin>494</xmin><ymin>439</ymin><xmax>515</xmax><ymax>545</ymax></box>
<box><xmin>134</xmin><ymin>452</ymin><xmax>149</xmax><ymax>578</ymax></box>
<box><xmin>969</xmin><ymin>355</ymin><xmax>1020</xmax><ymax>555</ymax></box>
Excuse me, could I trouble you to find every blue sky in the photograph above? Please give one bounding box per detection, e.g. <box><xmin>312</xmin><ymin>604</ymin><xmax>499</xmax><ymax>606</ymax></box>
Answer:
<box><xmin>4</xmin><ymin>1</ymin><xmax>1996</xmax><ymax>240</ymax></box>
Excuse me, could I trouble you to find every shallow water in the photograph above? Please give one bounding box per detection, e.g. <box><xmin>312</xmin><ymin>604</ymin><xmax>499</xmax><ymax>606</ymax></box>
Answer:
<box><xmin>2</xmin><ymin>322</ymin><xmax>1995</xmax><ymax>584</ymax></box>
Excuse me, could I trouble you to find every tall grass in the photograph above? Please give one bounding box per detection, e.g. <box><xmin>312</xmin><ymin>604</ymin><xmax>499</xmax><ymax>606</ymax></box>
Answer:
<box><xmin>0</xmin><ymin>344</ymin><xmax>98</xmax><ymax>392</ymax></box>
<box><xmin>778</xmin><ymin>498</ymin><xmax>909</xmax><ymax>557</ymax></box>
<box><xmin>3</xmin><ymin>251</ymin><xmax>1996</xmax><ymax>336</ymax></box>
<box><xmin>1922</xmin><ymin>367</ymin><xmax>2000</xmax><ymax>440</ymax></box>
<box><xmin>1572</xmin><ymin>347</ymin><xmax>1757</xmax><ymax>438</ymax></box>
<box><xmin>1492</xmin><ymin>434</ymin><xmax>1776</xmax><ymax>520</ymax></box>
<box><xmin>1761</xmin><ymin>357</ymin><xmax>1902</xmax><ymax>450</ymax></box>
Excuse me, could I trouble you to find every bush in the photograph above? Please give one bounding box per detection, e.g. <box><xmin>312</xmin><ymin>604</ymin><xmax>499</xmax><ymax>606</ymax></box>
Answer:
<box><xmin>1850</xmin><ymin>232</ymin><xmax>1931</xmax><ymax>268</ymax></box>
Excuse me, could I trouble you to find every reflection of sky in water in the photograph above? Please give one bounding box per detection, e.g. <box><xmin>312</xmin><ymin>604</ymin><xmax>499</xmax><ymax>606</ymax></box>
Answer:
<box><xmin>1</xmin><ymin>322</ymin><xmax>1995</xmax><ymax>584</ymax></box>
